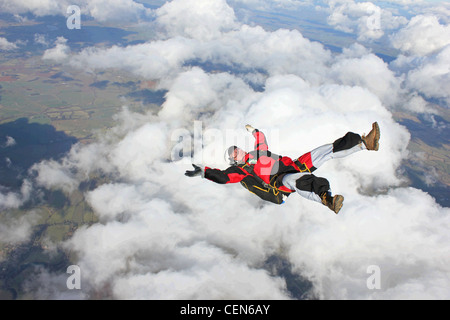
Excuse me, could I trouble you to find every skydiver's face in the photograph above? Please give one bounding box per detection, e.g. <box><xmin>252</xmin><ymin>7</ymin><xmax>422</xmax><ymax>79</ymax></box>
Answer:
<box><xmin>230</xmin><ymin>147</ymin><xmax>247</xmax><ymax>164</ymax></box>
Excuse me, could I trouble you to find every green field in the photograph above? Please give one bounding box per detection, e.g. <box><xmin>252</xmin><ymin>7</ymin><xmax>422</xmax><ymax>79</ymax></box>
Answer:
<box><xmin>0</xmin><ymin>53</ymin><xmax>164</xmax><ymax>139</ymax></box>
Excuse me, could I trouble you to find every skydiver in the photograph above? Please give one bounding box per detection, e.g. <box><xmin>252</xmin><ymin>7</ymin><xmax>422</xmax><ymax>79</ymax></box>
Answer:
<box><xmin>185</xmin><ymin>122</ymin><xmax>380</xmax><ymax>214</ymax></box>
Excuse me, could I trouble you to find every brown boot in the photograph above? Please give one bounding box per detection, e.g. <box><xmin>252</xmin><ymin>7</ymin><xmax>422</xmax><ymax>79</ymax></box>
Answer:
<box><xmin>362</xmin><ymin>122</ymin><xmax>380</xmax><ymax>151</ymax></box>
<box><xmin>321</xmin><ymin>192</ymin><xmax>344</xmax><ymax>214</ymax></box>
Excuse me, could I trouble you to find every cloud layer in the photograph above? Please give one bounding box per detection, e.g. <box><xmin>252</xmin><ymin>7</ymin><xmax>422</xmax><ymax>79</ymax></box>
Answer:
<box><xmin>0</xmin><ymin>0</ymin><xmax>151</xmax><ymax>22</ymax></box>
<box><xmin>2</xmin><ymin>0</ymin><xmax>449</xmax><ymax>299</ymax></box>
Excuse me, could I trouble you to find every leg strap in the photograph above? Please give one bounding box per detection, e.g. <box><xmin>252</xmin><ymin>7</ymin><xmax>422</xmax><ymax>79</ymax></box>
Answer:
<box><xmin>333</xmin><ymin>132</ymin><xmax>362</xmax><ymax>153</ymax></box>
<box><xmin>295</xmin><ymin>174</ymin><xmax>330</xmax><ymax>196</ymax></box>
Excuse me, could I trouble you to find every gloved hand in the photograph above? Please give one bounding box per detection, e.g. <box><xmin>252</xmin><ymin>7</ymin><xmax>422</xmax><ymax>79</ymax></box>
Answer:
<box><xmin>185</xmin><ymin>164</ymin><xmax>203</xmax><ymax>177</ymax></box>
<box><xmin>245</xmin><ymin>124</ymin><xmax>256</xmax><ymax>133</ymax></box>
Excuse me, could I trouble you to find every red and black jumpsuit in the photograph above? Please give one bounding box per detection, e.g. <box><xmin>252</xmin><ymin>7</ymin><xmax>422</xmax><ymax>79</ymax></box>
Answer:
<box><xmin>204</xmin><ymin>128</ymin><xmax>366</xmax><ymax>204</ymax></box>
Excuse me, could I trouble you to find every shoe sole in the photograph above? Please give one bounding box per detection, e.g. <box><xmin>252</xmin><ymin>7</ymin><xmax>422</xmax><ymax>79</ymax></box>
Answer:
<box><xmin>333</xmin><ymin>195</ymin><xmax>344</xmax><ymax>214</ymax></box>
<box><xmin>362</xmin><ymin>122</ymin><xmax>380</xmax><ymax>151</ymax></box>
<box><xmin>372</xmin><ymin>122</ymin><xmax>380</xmax><ymax>151</ymax></box>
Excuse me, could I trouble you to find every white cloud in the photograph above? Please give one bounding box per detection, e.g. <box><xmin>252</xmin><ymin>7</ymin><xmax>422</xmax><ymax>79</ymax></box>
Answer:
<box><xmin>0</xmin><ymin>0</ymin><xmax>69</xmax><ymax>16</ymax></box>
<box><xmin>391</xmin><ymin>45</ymin><xmax>450</xmax><ymax>105</ymax></box>
<box><xmin>0</xmin><ymin>0</ymin><xmax>151</xmax><ymax>22</ymax></box>
<box><xmin>31</xmin><ymin>159</ymin><xmax>78</xmax><ymax>193</ymax></box>
<box><xmin>390</xmin><ymin>15</ymin><xmax>450</xmax><ymax>56</ymax></box>
<box><xmin>34</xmin><ymin>34</ymin><xmax>49</xmax><ymax>47</ymax></box>
<box><xmin>85</xmin><ymin>0</ymin><xmax>151</xmax><ymax>22</ymax></box>
<box><xmin>0</xmin><ymin>180</ymin><xmax>33</xmax><ymax>210</ymax></box>
<box><xmin>69</xmin><ymin>23</ymin><xmax>333</xmax><ymax>89</ymax></box>
<box><xmin>155</xmin><ymin>0</ymin><xmax>238</xmax><ymax>40</ymax></box>
<box><xmin>158</xmin><ymin>67</ymin><xmax>252</xmax><ymax>124</ymax></box>
<box><xmin>42</xmin><ymin>37</ymin><xmax>70</xmax><ymax>63</ymax></box>
<box><xmin>70</xmin><ymin>38</ymin><xmax>197</xmax><ymax>80</ymax></box>
<box><xmin>405</xmin><ymin>45</ymin><xmax>450</xmax><ymax>103</ymax></box>
<box><xmin>286</xmin><ymin>187</ymin><xmax>450</xmax><ymax>299</ymax></box>
<box><xmin>1</xmin><ymin>136</ymin><xmax>16</xmax><ymax>148</ymax></box>
<box><xmin>65</xmin><ymin>209</ymin><xmax>291</xmax><ymax>299</ymax></box>
<box><xmin>0</xmin><ymin>37</ymin><xmax>18</xmax><ymax>51</ymax></box>
<box><xmin>0</xmin><ymin>210</ymin><xmax>40</xmax><ymax>244</ymax></box>
<box><xmin>329</xmin><ymin>43</ymin><xmax>403</xmax><ymax>107</ymax></box>
<box><xmin>402</xmin><ymin>1</ymin><xmax>450</xmax><ymax>24</ymax></box>
<box><xmin>109</xmin><ymin>122</ymin><xmax>170</xmax><ymax>180</ymax></box>
<box><xmin>324</xmin><ymin>0</ymin><xmax>408</xmax><ymax>41</ymax></box>
<box><xmin>229</xmin><ymin>0</ymin><xmax>313</xmax><ymax>11</ymax></box>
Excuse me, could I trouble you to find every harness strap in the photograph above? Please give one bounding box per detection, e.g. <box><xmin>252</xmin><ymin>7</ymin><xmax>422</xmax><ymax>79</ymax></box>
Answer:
<box><xmin>294</xmin><ymin>159</ymin><xmax>311</xmax><ymax>173</ymax></box>
<box><xmin>242</xmin><ymin>163</ymin><xmax>273</xmax><ymax>190</ymax></box>
<box><xmin>241</xmin><ymin>164</ymin><xmax>287</xmax><ymax>196</ymax></box>
<box><xmin>240</xmin><ymin>160</ymin><xmax>310</xmax><ymax>194</ymax></box>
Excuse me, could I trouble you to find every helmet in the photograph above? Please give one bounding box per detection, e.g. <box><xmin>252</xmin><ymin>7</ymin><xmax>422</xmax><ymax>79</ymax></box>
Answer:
<box><xmin>225</xmin><ymin>145</ymin><xmax>238</xmax><ymax>165</ymax></box>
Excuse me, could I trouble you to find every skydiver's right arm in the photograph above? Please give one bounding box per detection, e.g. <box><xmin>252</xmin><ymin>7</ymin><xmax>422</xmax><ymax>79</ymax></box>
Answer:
<box><xmin>246</xmin><ymin>124</ymin><xmax>268</xmax><ymax>151</ymax></box>
<box><xmin>204</xmin><ymin>166</ymin><xmax>250</xmax><ymax>184</ymax></box>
